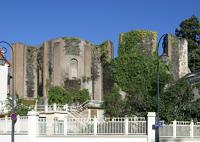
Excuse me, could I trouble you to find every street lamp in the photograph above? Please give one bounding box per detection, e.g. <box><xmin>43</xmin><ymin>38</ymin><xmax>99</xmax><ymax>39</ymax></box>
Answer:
<box><xmin>0</xmin><ymin>41</ymin><xmax>15</xmax><ymax>142</ymax></box>
<box><xmin>155</xmin><ymin>34</ymin><xmax>167</xmax><ymax>142</ymax></box>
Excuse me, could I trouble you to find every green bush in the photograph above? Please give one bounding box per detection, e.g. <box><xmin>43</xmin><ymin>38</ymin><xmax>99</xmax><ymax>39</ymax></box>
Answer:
<box><xmin>72</xmin><ymin>89</ymin><xmax>90</xmax><ymax>104</ymax></box>
<box><xmin>48</xmin><ymin>86</ymin><xmax>72</xmax><ymax>105</ymax></box>
<box><xmin>102</xmin><ymin>85</ymin><xmax>124</xmax><ymax>117</ymax></box>
<box><xmin>48</xmin><ymin>86</ymin><xmax>90</xmax><ymax>105</ymax></box>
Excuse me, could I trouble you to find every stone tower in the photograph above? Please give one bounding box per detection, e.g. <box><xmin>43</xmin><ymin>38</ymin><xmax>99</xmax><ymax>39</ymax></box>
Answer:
<box><xmin>11</xmin><ymin>37</ymin><xmax>114</xmax><ymax>101</ymax></box>
<box><xmin>162</xmin><ymin>34</ymin><xmax>190</xmax><ymax>81</ymax></box>
<box><xmin>118</xmin><ymin>30</ymin><xmax>157</xmax><ymax>57</ymax></box>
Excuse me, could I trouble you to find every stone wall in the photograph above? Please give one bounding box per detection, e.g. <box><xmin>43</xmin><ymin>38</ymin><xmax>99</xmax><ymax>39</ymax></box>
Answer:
<box><xmin>12</xmin><ymin>43</ymin><xmax>38</xmax><ymax>99</ymax></box>
<box><xmin>12</xmin><ymin>37</ymin><xmax>114</xmax><ymax>101</ymax></box>
<box><xmin>163</xmin><ymin>34</ymin><xmax>190</xmax><ymax>81</ymax></box>
<box><xmin>12</xmin><ymin>43</ymin><xmax>26</xmax><ymax>98</ymax></box>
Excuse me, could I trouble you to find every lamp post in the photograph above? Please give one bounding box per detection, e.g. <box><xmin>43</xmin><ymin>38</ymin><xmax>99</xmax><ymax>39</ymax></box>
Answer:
<box><xmin>0</xmin><ymin>41</ymin><xmax>15</xmax><ymax>142</ymax></box>
<box><xmin>155</xmin><ymin>34</ymin><xmax>167</xmax><ymax>142</ymax></box>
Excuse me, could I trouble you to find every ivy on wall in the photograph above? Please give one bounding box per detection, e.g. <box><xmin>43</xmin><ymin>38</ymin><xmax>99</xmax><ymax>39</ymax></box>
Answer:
<box><xmin>118</xmin><ymin>30</ymin><xmax>157</xmax><ymax>57</ymax></box>
<box><xmin>91</xmin><ymin>46</ymin><xmax>100</xmax><ymax>81</ymax></box>
<box><xmin>171</xmin><ymin>36</ymin><xmax>179</xmax><ymax>81</ymax></box>
<box><xmin>64</xmin><ymin>78</ymin><xmax>81</xmax><ymax>91</ymax></box>
<box><xmin>163</xmin><ymin>35</ymin><xmax>180</xmax><ymax>81</ymax></box>
<box><xmin>37</xmin><ymin>47</ymin><xmax>44</xmax><ymax>97</ymax></box>
<box><xmin>62</xmin><ymin>37</ymin><xmax>81</xmax><ymax>56</ymax></box>
<box><xmin>99</xmin><ymin>41</ymin><xmax>114</xmax><ymax>95</ymax></box>
<box><xmin>82</xmin><ymin>76</ymin><xmax>91</xmax><ymax>83</ymax></box>
<box><xmin>26</xmin><ymin>46</ymin><xmax>37</xmax><ymax>97</ymax></box>
<box><xmin>48</xmin><ymin>41</ymin><xmax>53</xmax><ymax>83</ymax></box>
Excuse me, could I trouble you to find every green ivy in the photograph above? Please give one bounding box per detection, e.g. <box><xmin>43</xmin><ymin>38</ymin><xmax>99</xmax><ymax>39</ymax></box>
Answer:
<box><xmin>26</xmin><ymin>46</ymin><xmax>37</xmax><ymax>97</ymax></box>
<box><xmin>91</xmin><ymin>46</ymin><xmax>100</xmax><ymax>81</ymax></box>
<box><xmin>99</xmin><ymin>41</ymin><xmax>114</xmax><ymax>95</ymax></box>
<box><xmin>62</xmin><ymin>37</ymin><xmax>81</xmax><ymax>56</ymax></box>
<box><xmin>118</xmin><ymin>30</ymin><xmax>157</xmax><ymax>57</ymax></box>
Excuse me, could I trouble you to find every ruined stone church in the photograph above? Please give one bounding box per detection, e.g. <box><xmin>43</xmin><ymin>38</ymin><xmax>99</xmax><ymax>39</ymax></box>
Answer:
<box><xmin>12</xmin><ymin>37</ymin><xmax>113</xmax><ymax>100</ymax></box>
<box><xmin>11</xmin><ymin>30</ymin><xmax>190</xmax><ymax>101</ymax></box>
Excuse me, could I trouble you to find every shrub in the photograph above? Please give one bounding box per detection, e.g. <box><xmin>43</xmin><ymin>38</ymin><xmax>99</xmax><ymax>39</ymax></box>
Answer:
<box><xmin>48</xmin><ymin>86</ymin><xmax>90</xmax><ymax>105</ymax></box>
<box><xmin>48</xmin><ymin>86</ymin><xmax>72</xmax><ymax>105</ymax></box>
<box><xmin>72</xmin><ymin>89</ymin><xmax>90</xmax><ymax>104</ymax></box>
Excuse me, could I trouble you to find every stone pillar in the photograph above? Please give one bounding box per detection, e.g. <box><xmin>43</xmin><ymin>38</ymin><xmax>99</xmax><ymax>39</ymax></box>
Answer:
<box><xmin>147</xmin><ymin>112</ymin><xmax>156</xmax><ymax>142</ymax></box>
<box><xmin>93</xmin><ymin>116</ymin><xmax>97</xmax><ymax>135</ymax></box>
<box><xmin>64</xmin><ymin>117</ymin><xmax>68</xmax><ymax>135</ymax></box>
<box><xmin>65</xmin><ymin>104</ymin><xmax>69</xmax><ymax>112</ymax></box>
<box><xmin>28</xmin><ymin>111</ymin><xmax>39</xmax><ymax>142</ymax></box>
<box><xmin>173</xmin><ymin>120</ymin><xmax>176</xmax><ymax>138</ymax></box>
<box><xmin>53</xmin><ymin>103</ymin><xmax>57</xmax><ymax>112</ymax></box>
<box><xmin>190</xmin><ymin>120</ymin><xmax>194</xmax><ymax>138</ymax></box>
<box><xmin>45</xmin><ymin>104</ymin><xmax>48</xmax><ymax>113</ymax></box>
<box><xmin>5</xmin><ymin>116</ymin><xmax>8</xmax><ymax>133</ymax></box>
<box><xmin>125</xmin><ymin>117</ymin><xmax>129</xmax><ymax>135</ymax></box>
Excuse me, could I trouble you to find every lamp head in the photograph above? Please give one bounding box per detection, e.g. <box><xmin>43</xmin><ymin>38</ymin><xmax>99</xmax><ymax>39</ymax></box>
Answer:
<box><xmin>160</xmin><ymin>53</ymin><xmax>169</xmax><ymax>64</ymax></box>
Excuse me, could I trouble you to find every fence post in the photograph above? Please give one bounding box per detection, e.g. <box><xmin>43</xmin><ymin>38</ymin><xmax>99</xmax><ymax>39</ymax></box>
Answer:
<box><xmin>45</xmin><ymin>104</ymin><xmax>48</xmax><ymax>113</ymax></box>
<box><xmin>65</xmin><ymin>104</ymin><xmax>68</xmax><ymax>112</ymax></box>
<box><xmin>64</xmin><ymin>117</ymin><xmax>68</xmax><ymax>135</ymax></box>
<box><xmin>94</xmin><ymin>116</ymin><xmax>97</xmax><ymax>135</ymax></box>
<box><xmin>53</xmin><ymin>103</ymin><xmax>57</xmax><ymax>111</ymax></box>
<box><xmin>190</xmin><ymin>120</ymin><xmax>194</xmax><ymax>138</ymax></box>
<box><xmin>5</xmin><ymin>115</ymin><xmax>8</xmax><ymax>133</ymax></box>
<box><xmin>28</xmin><ymin>111</ymin><xmax>39</xmax><ymax>142</ymax></box>
<box><xmin>125</xmin><ymin>117</ymin><xmax>129</xmax><ymax>135</ymax></box>
<box><xmin>173</xmin><ymin>120</ymin><xmax>176</xmax><ymax>138</ymax></box>
<box><xmin>147</xmin><ymin>112</ymin><xmax>156</xmax><ymax>142</ymax></box>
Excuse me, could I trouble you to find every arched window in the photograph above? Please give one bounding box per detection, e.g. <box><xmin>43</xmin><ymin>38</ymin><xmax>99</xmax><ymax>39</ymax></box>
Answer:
<box><xmin>70</xmin><ymin>58</ymin><xmax>78</xmax><ymax>79</ymax></box>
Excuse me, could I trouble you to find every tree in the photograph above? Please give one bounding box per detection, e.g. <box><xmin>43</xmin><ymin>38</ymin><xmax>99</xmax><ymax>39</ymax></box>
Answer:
<box><xmin>160</xmin><ymin>78</ymin><xmax>193</xmax><ymax>122</ymax></box>
<box><xmin>186</xmin><ymin>99</ymin><xmax>200</xmax><ymax>121</ymax></box>
<box><xmin>6</xmin><ymin>95</ymin><xmax>32</xmax><ymax>116</ymax></box>
<box><xmin>102</xmin><ymin>85</ymin><xmax>124</xmax><ymax>117</ymax></box>
<box><xmin>175</xmin><ymin>15</ymin><xmax>200</xmax><ymax>71</ymax></box>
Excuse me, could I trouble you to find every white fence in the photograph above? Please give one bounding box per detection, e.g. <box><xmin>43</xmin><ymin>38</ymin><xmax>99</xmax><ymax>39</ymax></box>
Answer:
<box><xmin>160</xmin><ymin>120</ymin><xmax>200</xmax><ymax>138</ymax></box>
<box><xmin>0</xmin><ymin>116</ymin><xmax>28</xmax><ymax>134</ymax></box>
<box><xmin>37</xmin><ymin>117</ymin><xmax>147</xmax><ymax>136</ymax></box>
<box><xmin>1</xmin><ymin>111</ymin><xmax>200</xmax><ymax>142</ymax></box>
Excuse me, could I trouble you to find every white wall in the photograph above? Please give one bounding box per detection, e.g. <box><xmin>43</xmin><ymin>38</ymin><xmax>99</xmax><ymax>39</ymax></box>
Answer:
<box><xmin>37</xmin><ymin>136</ymin><xmax>147</xmax><ymax>142</ymax></box>
<box><xmin>1</xmin><ymin>135</ymin><xmax>200</xmax><ymax>142</ymax></box>
<box><xmin>0</xmin><ymin>135</ymin><xmax>29</xmax><ymax>142</ymax></box>
<box><xmin>0</xmin><ymin>65</ymin><xmax>8</xmax><ymax>113</ymax></box>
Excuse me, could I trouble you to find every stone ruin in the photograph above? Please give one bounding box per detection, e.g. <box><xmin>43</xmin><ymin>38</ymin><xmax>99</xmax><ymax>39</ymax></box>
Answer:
<box><xmin>11</xmin><ymin>30</ymin><xmax>190</xmax><ymax>100</ymax></box>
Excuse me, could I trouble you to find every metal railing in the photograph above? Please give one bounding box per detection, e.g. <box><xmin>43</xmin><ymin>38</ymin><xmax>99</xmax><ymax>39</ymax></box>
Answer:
<box><xmin>37</xmin><ymin>117</ymin><xmax>147</xmax><ymax>136</ymax></box>
<box><xmin>160</xmin><ymin>120</ymin><xmax>200</xmax><ymax>138</ymax></box>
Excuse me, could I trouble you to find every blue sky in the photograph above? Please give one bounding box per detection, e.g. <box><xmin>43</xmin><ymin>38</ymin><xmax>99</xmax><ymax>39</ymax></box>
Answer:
<box><xmin>0</xmin><ymin>0</ymin><xmax>200</xmax><ymax>58</ymax></box>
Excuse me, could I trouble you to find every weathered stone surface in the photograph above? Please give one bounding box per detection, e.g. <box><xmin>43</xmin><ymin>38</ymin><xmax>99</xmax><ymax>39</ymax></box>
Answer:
<box><xmin>162</xmin><ymin>34</ymin><xmax>190</xmax><ymax>81</ymax></box>
<box><xmin>12</xmin><ymin>37</ymin><xmax>114</xmax><ymax>101</ymax></box>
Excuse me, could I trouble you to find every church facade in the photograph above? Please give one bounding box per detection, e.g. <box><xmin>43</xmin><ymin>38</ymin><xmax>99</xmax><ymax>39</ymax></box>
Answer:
<box><xmin>11</xmin><ymin>37</ymin><xmax>113</xmax><ymax>101</ymax></box>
